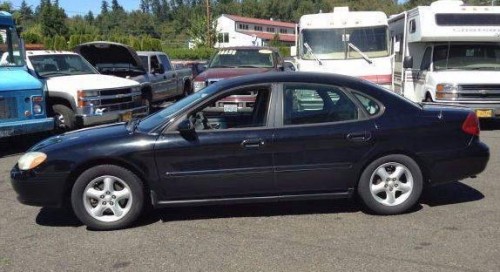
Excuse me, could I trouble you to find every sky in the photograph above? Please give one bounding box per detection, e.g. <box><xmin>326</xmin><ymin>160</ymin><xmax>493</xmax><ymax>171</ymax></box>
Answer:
<box><xmin>9</xmin><ymin>0</ymin><xmax>140</xmax><ymax>16</ymax></box>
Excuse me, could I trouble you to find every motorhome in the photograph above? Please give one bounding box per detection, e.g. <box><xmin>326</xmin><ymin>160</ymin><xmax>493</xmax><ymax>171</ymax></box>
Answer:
<box><xmin>389</xmin><ymin>0</ymin><xmax>500</xmax><ymax>118</ymax></box>
<box><xmin>292</xmin><ymin>7</ymin><xmax>393</xmax><ymax>88</ymax></box>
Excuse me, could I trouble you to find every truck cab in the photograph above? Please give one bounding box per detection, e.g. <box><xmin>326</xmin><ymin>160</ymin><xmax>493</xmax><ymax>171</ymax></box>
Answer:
<box><xmin>0</xmin><ymin>11</ymin><xmax>53</xmax><ymax>138</ymax></box>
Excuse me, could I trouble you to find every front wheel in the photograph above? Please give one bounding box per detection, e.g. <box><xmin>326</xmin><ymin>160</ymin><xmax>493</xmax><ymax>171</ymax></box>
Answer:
<box><xmin>71</xmin><ymin>165</ymin><xmax>144</xmax><ymax>230</ymax></box>
<box><xmin>52</xmin><ymin>104</ymin><xmax>76</xmax><ymax>131</ymax></box>
<box><xmin>357</xmin><ymin>155</ymin><xmax>423</xmax><ymax>215</ymax></box>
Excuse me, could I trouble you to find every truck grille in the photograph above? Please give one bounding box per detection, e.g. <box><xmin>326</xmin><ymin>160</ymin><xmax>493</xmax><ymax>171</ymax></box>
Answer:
<box><xmin>0</xmin><ymin>97</ymin><xmax>18</xmax><ymax>120</ymax></box>
<box><xmin>458</xmin><ymin>85</ymin><xmax>500</xmax><ymax>101</ymax></box>
<box><xmin>98</xmin><ymin>88</ymin><xmax>140</xmax><ymax>110</ymax></box>
<box><xmin>100</xmin><ymin>88</ymin><xmax>132</xmax><ymax>96</ymax></box>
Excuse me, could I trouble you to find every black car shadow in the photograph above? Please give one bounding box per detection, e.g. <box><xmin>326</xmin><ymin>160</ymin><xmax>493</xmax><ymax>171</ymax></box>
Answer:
<box><xmin>420</xmin><ymin>181</ymin><xmax>484</xmax><ymax>207</ymax></box>
<box><xmin>35</xmin><ymin>181</ymin><xmax>483</xmax><ymax>229</ymax></box>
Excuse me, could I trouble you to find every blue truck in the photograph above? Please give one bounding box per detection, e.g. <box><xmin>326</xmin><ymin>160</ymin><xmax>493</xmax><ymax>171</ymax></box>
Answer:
<box><xmin>0</xmin><ymin>11</ymin><xmax>53</xmax><ymax>138</ymax></box>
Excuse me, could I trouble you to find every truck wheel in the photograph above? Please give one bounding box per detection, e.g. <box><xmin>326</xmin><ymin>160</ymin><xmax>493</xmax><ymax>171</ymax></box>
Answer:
<box><xmin>357</xmin><ymin>154</ymin><xmax>423</xmax><ymax>215</ymax></box>
<box><xmin>53</xmin><ymin>104</ymin><xmax>76</xmax><ymax>131</ymax></box>
<box><xmin>71</xmin><ymin>165</ymin><xmax>144</xmax><ymax>230</ymax></box>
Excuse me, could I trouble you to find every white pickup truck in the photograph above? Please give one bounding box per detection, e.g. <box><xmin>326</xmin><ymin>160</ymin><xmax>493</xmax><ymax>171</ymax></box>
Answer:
<box><xmin>26</xmin><ymin>51</ymin><xmax>147</xmax><ymax>130</ymax></box>
<box><xmin>74</xmin><ymin>42</ymin><xmax>193</xmax><ymax>107</ymax></box>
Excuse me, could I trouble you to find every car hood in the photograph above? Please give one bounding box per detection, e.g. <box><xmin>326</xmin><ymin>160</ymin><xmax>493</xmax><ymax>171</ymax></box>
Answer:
<box><xmin>0</xmin><ymin>67</ymin><xmax>42</xmax><ymax>92</ymax></box>
<box><xmin>432</xmin><ymin>70</ymin><xmax>500</xmax><ymax>84</ymax></box>
<box><xmin>74</xmin><ymin>41</ymin><xmax>145</xmax><ymax>72</ymax></box>
<box><xmin>194</xmin><ymin>67</ymin><xmax>273</xmax><ymax>81</ymax></box>
<box><xmin>45</xmin><ymin>74</ymin><xmax>139</xmax><ymax>91</ymax></box>
<box><xmin>30</xmin><ymin>122</ymin><xmax>131</xmax><ymax>152</ymax></box>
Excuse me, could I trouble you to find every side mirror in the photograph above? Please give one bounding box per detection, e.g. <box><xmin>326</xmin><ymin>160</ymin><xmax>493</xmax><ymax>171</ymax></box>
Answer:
<box><xmin>283</xmin><ymin>61</ymin><xmax>296</xmax><ymax>72</ymax></box>
<box><xmin>177</xmin><ymin>119</ymin><xmax>195</xmax><ymax>133</ymax></box>
<box><xmin>403</xmin><ymin>56</ymin><xmax>413</xmax><ymax>69</ymax></box>
<box><xmin>277</xmin><ymin>64</ymin><xmax>284</xmax><ymax>71</ymax></box>
<box><xmin>290</xmin><ymin>46</ymin><xmax>297</xmax><ymax>57</ymax></box>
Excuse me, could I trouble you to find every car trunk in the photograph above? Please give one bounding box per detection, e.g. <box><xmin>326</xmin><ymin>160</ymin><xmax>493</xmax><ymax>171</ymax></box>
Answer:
<box><xmin>74</xmin><ymin>42</ymin><xmax>146</xmax><ymax>78</ymax></box>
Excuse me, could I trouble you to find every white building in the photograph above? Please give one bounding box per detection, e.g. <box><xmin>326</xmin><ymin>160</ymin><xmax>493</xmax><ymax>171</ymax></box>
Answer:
<box><xmin>214</xmin><ymin>14</ymin><xmax>296</xmax><ymax>48</ymax></box>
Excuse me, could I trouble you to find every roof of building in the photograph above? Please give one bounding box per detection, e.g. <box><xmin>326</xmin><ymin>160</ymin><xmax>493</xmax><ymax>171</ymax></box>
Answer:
<box><xmin>239</xmin><ymin>31</ymin><xmax>295</xmax><ymax>42</ymax></box>
<box><xmin>223</xmin><ymin>14</ymin><xmax>296</xmax><ymax>29</ymax></box>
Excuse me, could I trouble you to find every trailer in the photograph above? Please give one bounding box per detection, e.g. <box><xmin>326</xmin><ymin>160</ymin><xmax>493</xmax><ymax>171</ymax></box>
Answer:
<box><xmin>389</xmin><ymin>0</ymin><xmax>500</xmax><ymax>118</ymax></box>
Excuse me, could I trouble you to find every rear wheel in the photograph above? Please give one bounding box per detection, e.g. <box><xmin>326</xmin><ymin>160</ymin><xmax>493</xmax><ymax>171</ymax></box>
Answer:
<box><xmin>357</xmin><ymin>155</ymin><xmax>423</xmax><ymax>215</ymax></box>
<box><xmin>71</xmin><ymin>165</ymin><xmax>144</xmax><ymax>230</ymax></box>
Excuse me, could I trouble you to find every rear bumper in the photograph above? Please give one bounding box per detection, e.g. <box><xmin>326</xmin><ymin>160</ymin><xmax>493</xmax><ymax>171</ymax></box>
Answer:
<box><xmin>10</xmin><ymin>165</ymin><xmax>68</xmax><ymax>207</ymax></box>
<box><xmin>0</xmin><ymin>117</ymin><xmax>54</xmax><ymax>138</ymax></box>
<box><xmin>419</xmin><ymin>140</ymin><xmax>489</xmax><ymax>184</ymax></box>
<box><xmin>76</xmin><ymin>106</ymin><xmax>148</xmax><ymax>127</ymax></box>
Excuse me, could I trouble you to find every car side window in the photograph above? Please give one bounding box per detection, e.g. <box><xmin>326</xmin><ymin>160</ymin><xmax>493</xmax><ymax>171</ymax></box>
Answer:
<box><xmin>188</xmin><ymin>86</ymin><xmax>271</xmax><ymax>131</ymax></box>
<box><xmin>283</xmin><ymin>84</ymin><xmax>359</xmax><ymax>125</ymax></box>
<box><xmin>353</xmin><ymin>92</ymin><xmax>381</xmax><ymax>116</ymax></box>
<box><xmin>159</xmin><ymin>54</ymin><xmax>172</xmax><ymax>71</ymax></box>
<box><xmin>150</xmin><ymin>55</ymin><xmax>161</xmax><ymax>71</ymax></box>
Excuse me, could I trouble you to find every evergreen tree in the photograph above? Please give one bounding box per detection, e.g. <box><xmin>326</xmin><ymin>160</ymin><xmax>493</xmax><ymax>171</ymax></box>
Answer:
<box><xmin>101</xmin><ymin>0</ymin><xmax>109</xmax><ymax>14</ymax></box>
<box><xmin>140</xmin><ymin>0</ymin><xmax>151</xmax><ymax>13</ymax></box>
<box><xmin>84</xmin><ymin>11</ymin><xmax>94</xmax><ymax>23</ymax></box>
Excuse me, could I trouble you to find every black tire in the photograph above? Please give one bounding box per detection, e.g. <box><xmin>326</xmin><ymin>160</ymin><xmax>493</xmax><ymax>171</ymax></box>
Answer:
<box><xmin>52</xmin><ymin>104</ymin><xmax>76</xmax><ymax>131</ymax></box>
<box><xmin>71</xmin><ymin>165</ymin><xmax>144</xmax><ymax>230</ymax></box>
<box><xmin>142</xmin><ymin>92</ymin><xmax>152</xmax><ymax>115</ymax></box>
<box><xmin>357</xmin><ymin>154</ymin><xmax>423</xmax><ymax>215</ymax></box>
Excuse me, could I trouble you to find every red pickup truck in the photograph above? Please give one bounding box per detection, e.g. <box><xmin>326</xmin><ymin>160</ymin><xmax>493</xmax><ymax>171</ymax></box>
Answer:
<box><xmin>193</xmin><ymin>46</ymin><xmax>284</xmax><ymax>112</ymax></box>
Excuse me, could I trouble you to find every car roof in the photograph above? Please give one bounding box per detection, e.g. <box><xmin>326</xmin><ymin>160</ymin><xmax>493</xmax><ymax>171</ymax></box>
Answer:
<box><xmin>137</xmin><ymin>51</ymin><xmax>164</xmax><ymax>56</ymax></box>
<box><xmin>216</xmin><ymin>46</ymin><xmax>278</xmax><ymax>52</ymax></box>
<box><xmin>26</xmin><ymin>50</ymin><xmax>79</xmax><ymax>56</ymax></box>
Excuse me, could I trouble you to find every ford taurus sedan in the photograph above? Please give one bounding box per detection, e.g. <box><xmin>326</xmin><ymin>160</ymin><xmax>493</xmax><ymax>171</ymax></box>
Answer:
<box><xmin>11</xmin><ymin>72</ymin><xmax>489</xmax><ymax>230</ymax></box>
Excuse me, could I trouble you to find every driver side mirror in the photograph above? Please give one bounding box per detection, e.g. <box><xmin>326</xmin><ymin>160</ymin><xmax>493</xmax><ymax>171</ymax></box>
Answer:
<box><xmin>403</xmin><ymin>56</ymin><xmax>413</xmax><ymax>69</ymax></box>
<box><xmin>177</xmin><ymin>119</ymin><xmax>195</xmax><ymax>133</ymax></box>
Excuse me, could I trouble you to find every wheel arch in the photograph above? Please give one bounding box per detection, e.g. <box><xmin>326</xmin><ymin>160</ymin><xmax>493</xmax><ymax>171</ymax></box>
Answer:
<box><xmin>64</xmin><ymin>157</ymin><xmax>151</xmax><ymax>205</ymax></box>
<box><xmin>47</xmin><ymin>95</ymin><xmax>76</xmax><ymax>112</ymax></box>
<box><xmin>355</xmin><ymin>149</ymin><xmax>431</xmax><ymax>189</ymax></box>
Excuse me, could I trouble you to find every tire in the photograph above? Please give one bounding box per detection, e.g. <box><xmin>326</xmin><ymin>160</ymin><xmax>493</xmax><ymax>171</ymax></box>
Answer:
<box><xmin>71</xmin><ymin>165</ymin><xmax>144</xmax><ymax>230</ymax></box>
<box><xmin>357</xmin><ymin>154</ymin><xmax>423</xmax><ymax>215</ymax></box>
<box><xmin>142</xmin><ymin>95</ymin><xmax>151</xmax><ymax>115</ymax></box>
<box><xmin>52</xmin><ymin>104</ymin><xmax>76</xmax><ymax>131</ymax></box>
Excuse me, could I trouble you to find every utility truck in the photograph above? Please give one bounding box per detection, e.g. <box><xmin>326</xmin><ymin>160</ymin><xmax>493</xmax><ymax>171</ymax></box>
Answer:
<box><xmin>291</xmin><ymin>7</ymin><xmax>392</xmax><ymax>88</ymax></box>
<box><xmin>0</xmin><ymin>11</ymin><xmax>53</xmax><ymax>138</ymax></box>
<box><xmin>389</xmin><ymin>0</ymin><xmax>500</xmax><ymax>118</ymax></box>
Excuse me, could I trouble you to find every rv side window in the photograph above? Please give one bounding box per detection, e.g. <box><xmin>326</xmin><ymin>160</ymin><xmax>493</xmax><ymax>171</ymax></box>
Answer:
<box><xmin>421</xmin><ymin>47</ymin><xmax>432</xmax><ymax>70</ymax></box>
<box><xmin>409</xmin><ymin>20</ymin><xmax>416</xmax><ymax>34</ymax></box>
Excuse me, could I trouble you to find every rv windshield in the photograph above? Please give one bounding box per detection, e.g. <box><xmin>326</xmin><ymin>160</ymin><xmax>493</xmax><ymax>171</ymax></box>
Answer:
<box><xmin>301</xmin><ymin>26</ymin><xmax>389</xmax><ymax>60</ymax></box>
<box><xmin>433</xmin><ymin>43</ymin><xmax>500</xmax><ymax>71</ymax></box>
<box><xmin>0</xmin><ymin>26</ymin><xmax>25</xmax><ymax>67</ymax></box>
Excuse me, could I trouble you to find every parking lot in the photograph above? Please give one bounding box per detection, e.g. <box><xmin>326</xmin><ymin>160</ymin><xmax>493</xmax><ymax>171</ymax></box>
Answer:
<box><xmin>0</xmin><ymin>123</ymin><xmax>499</xmax><ymax>271</ymax></box>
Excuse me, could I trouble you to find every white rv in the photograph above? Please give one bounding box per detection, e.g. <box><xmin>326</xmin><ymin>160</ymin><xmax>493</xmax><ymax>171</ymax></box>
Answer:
<box><xmin>291</xmin><ymin>7</ymin><xmax>393</xmax><ymax>88</ymax></box>
<box><xmin>389</xmin><ymin>0</ymin><xmax>500</xmax><ymax>118</ymax></box>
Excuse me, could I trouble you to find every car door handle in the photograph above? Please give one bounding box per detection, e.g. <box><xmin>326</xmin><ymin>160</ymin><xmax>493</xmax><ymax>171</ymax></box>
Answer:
<box><xmin>346</xmin><ymin>131</ymin><xmax>371</xmax><ymax>142</ymax></box>
<box><xmin>241</xmin><ymin>139</ymin><xmax>265</xmax><ymax>149</ymax></box>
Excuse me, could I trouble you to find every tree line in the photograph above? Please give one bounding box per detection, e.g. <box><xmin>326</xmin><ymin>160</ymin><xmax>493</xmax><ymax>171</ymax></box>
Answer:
<box><xmin>0</xmin><ymin>0</ymin><xmax>497</xmax><ymax>59</ymax></box>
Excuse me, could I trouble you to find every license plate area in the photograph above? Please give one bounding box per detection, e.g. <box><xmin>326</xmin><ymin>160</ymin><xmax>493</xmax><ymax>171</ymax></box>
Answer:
<box><xmin>120</xmin><ymin>111</ymin><xmax>133</xmax><ymax>122</ymax></box>
<box><xmin>475</xmin><ymin>109</ymin><xmax>493</xmax><ymax>118</ymax></box>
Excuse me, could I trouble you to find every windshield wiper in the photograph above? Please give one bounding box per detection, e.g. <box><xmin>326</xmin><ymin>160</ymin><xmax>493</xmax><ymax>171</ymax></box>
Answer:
<box><xmin>348</xmin><ymin>43</ymin><xmax>373</xmax><ymax>64</ymax></box>
<box><xmin>304</xmin><ymin>43</ymin><xmax>323</xmax><ymax>66</ymax></box>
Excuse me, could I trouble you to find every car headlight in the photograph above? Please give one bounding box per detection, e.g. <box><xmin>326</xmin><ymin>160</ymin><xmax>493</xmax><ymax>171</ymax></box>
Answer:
<box><xmin>193</xmin><ymin>81</ymin><xmax>206</xmax><ymax>92</ymax></box>
<box><xmin>82</xmin><ymin>90</ymin><xmax>99</xmax><ymax>97</ymax></box>
<box><xmin>131</xmin><ymin>86</ymin><xmax>141</xmax><ymax>93</ymax></box>
<box><xmin>435</xmin><ymin>83</ymin><xmax>458</xmax><ymax>100</ymax></box>
<box><xmin>18</xmin><ymin>152</ymin><xmax>47</xmax><ymax>170</ymax></box>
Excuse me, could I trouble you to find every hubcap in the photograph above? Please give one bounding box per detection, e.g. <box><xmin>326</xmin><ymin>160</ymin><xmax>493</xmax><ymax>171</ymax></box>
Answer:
<box><xmin>369</xmin><ymin>162</ymin><xmax>414</xmax><ymax>206</ymax></box>
<box><xmin>55</xmin><ymin>113</ymin><xmax>66</xmax><ymax>129</ymax></box>
<box><xmin>83</xmin><ymin>175</ymin><xmax>133</xmax><ymax>223</ymax></box>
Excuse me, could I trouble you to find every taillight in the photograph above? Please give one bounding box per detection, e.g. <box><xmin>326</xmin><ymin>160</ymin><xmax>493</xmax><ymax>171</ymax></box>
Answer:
<box><xmin>462</xmin><ymin>112</ymin><xmax>480</xmax><ymax>136</ymax></box>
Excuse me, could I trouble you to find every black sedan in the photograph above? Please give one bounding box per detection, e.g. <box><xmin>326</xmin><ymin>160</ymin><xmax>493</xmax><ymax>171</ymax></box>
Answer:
<box><xmin>11</xmin><ymin>72</ymin><xmax>489</xmax><ymax>230</ymax></box>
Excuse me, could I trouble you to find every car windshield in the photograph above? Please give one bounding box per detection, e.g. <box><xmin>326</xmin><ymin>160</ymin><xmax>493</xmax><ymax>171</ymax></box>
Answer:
<box><xmin>209</xmin><ymin>49</ymin><xmax>275</xmax><ymax>68</ymax></box>
<box><xmin>29</xmin><ymin>54</ymin><xmax>98</xmax><ymax>77</ymax></box>
<box><xmin>0</xmin><ymin>26</ymin><xmax>25</xmax><ymax>67</ymax></box>
<box><xmin>137</xmin><ymin>84</ymin><xmax>219</xmax><ymax>132</ymax></box>
<box><xmin>301</xmin><ymin>26</ymin><xmax>389</xmax><ymax>60</ymax></box>
<box><xmin>433</xmin><ymin>43</ymin><xmax>500</xmax><ymax>71</ymax></box>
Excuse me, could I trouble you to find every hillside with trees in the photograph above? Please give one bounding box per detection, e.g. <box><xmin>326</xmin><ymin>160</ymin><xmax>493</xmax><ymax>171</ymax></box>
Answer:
<box><xmin>0</xmin><ymin>0</ymin><xmax>497</xmax><ymax>59</ymax></box>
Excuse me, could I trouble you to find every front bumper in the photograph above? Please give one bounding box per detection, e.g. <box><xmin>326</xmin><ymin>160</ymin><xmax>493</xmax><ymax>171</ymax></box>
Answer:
<box><xmin>0</xmin><ymin>117</ymin><xmax>54</xmax><ymax>138</ymax></box>
<box><xmin>433</xmin><ymin>101</ymin><xmax>500</xmax><ymax>118</ymax></box>
<box><xmin>10</xmin><ymin>164</ymin><xmax>68</xmax><ymax>207</ymax></box>
<box><xmin>76</xmin><ymin>106</ymin><xmax>148</xmax><ymax>127</ymax></box>
<box><xmin>419</xmin><ymin>140</ymin><xmax>489</xmax><ymax>184</ymax></box>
